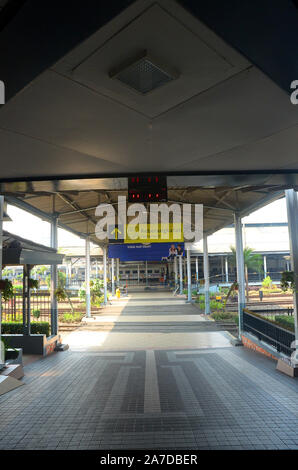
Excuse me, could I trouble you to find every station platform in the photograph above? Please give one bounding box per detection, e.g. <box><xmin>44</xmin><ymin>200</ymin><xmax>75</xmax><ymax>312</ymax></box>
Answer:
<box><xmin>0</xmin><ymin>292</ymin><xmax>298</xmax><ymax>450</ymax></box>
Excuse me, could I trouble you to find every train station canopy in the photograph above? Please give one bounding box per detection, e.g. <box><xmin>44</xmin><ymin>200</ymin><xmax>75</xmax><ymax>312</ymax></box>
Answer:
<box><xmin>0</xmin><ymin>0</ymin><xmax>297</xmax><ymax>242</ymax></box>
<box><xmin>0</xmin><ymin>0</ymin><xmax>297</xmax><ymax>180</ymax></box>
<box><xmin>2</xmin><ymin>230</ymin><xmax>64</xmax><ymax>265</ymax></box>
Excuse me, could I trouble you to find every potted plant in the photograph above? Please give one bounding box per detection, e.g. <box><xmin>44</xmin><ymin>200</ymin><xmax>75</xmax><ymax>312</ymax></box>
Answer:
<box><xmin>280</xmin><ymin>271</ymin><xmax>295</xmax><ymax>291</ymax></box>
<box><xmin>28</xmin><ymin>278</ymin><xmax>39</xmax><ymax>289</ymax></box>
<box><xmin>0</xmin><ymin>278</ymin><xmax>14</xmax><ymax>300</ymax></box>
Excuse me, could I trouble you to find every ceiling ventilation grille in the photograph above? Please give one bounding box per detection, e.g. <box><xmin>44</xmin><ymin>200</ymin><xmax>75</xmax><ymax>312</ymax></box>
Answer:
<box><xmin>109</xmin><ymin>52</ymin><xmax>177</xmax><ymax>94</ymax></box>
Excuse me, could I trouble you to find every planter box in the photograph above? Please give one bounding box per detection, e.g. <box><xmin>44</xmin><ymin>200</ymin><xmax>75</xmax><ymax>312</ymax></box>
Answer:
<box><xmin>2</xmin><ymin>334</ymin><xmax>60</xmax><ymax>356</ymax></box>
<box><xmin>276</xmin><ymin>357</ymin><xmax>298</xmax><ymax>378</ymax></box>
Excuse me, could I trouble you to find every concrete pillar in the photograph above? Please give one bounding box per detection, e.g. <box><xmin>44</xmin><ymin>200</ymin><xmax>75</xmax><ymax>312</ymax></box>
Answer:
<box><xmin>179</xmin><ymin>254</ymin><xmax>183</xmax><ymax>295</ymax></box>
<box><xmin>111</xmin><ymin>258</ymin><xmax>115</xmax><ymax>296</ymax></box>
<box><xmin>263</xmin><ymin>255</ymin><xmax>267</xmax><ymax>278</ymax></box>
<box><xmin>95</xmin><ymin>259</ymin><xmax>98</xmax><ymax>278</ymax></box>
<box><xmin>103</xmin><ymin>246</ymin><xmax>108</xmax><ymax>305</ymax></box>
<box><xmin>85</xmin><ymin>237</ymin><xmax>91</xmax><ymax>318</ymax></box>
<box><xmin>0</xmin><ymin>196</ymin><xmax>3</xmax><ymax>365</ymax></box>
<box><xmin>50</xmin><ymin>216</ymin><xmax>58</xmax><ymax>336</ymax></box>
<box><xmin>225</xmin><ymin>256</ymin><xmax>229</xmax><ymax>283</ymax></box>
<box><xmin>203</xmin><ymin>235</ymin><xmax>210</xmax><ymax>315</ymax></box>
<box><xmin>285</xmin><ymin>189</ymin><xmax>298</xmax><ymax>346</ymax></box>
<box><xmin>186</xmin><ymin>247</ymin><xmax>192</xmax><ymax>302</ymax></box>
<box><xmin>234</xmin><ymin>212</ymin><xmax>246</xmax><ymax>338</ymax></box>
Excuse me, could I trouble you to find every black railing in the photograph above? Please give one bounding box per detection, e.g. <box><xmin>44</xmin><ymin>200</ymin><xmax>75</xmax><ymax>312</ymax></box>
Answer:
<box><xmin>243</xmin><ymin>309</ymin><xmax>295</xmax><ymax>356</ymax></box>
<box><xmin>255</xmin><ymin>307</ymin><xmax>293</xmax><ymax>317</ymax></box>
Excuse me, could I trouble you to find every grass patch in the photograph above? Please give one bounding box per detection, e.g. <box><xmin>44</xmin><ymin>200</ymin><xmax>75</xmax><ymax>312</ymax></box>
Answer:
<box><xmin>210</xmin><ymin>311</ymin><xmax>238</xmax><ymax>323</ymax></box>
<box><xmin>61</xmin><ymin>312</ymin><xmax>84</xmax><ymax>323</ymax></box>
<box><xmin>273</xmin><ymin>315</ymin><xmax>295</xmax><ymax>332</ymax></box>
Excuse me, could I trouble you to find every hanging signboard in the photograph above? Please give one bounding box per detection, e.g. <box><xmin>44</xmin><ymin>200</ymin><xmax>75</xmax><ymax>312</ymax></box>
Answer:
<box><xmin>108</xmin><ymin>242</ymin><xmax>185</xmax><ymax>261</ymax></box>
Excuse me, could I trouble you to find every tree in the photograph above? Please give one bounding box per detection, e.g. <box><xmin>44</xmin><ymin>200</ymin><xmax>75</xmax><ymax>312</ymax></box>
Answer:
<box><xmin>46</xmin><ymin>271</ymin><xmax>66</xmax><ymax>289</ymax></box>
<box><xmin>79</xmin><ymin>279</ymin><xmax>105</xmax><ymax>308</ymax></box>
<box><xmin>229</xmin><ymin>246</ymin><xmax>263</xmax><ymax>301</ymax></box>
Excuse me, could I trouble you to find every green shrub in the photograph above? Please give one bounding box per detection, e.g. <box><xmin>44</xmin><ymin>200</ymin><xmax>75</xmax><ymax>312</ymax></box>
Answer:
<box><xmin>61</xmin><ymin>312</ymin><xmax>84</xmax><ymax>323</ymax></box>
<box><xmin>210</xmin><ymin>299</ymin><xmax>223</xmax><ymax>310</ymax></box>
<box><xmin>273</xmin><ymin>315</ymin><xmax>295</xmax><ymax>332</ymax></box>
<box><xmin>32</xmin><ymin>309</ymin><xmax>41</xmax><ymax>319</ymax></box>
<box><xmin>2</xmin><ymin>322</ymin><xmax>50</xmax><ymax>336</ymax></box>
<box><xmin>211</xmin><ymin>311</ymin><xmax>238</xmax><ymax>322</ymax></box>
<box><xmin>262</xmin><ymin>276</ymin><xmax>272</xmax><ymax>289</ymax></box>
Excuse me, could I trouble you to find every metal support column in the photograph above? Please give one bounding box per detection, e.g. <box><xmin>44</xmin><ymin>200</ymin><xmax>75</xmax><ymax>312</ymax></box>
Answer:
<box><xmin>103</xmin><ymin>246</ymin><xmax>108</xmax><ymax>305</ymax></box>
<box><xmin>263</xmin><ymin>255</ymin><xmax>267</xmax><ymax>278</ymax></box>
<box><xmin>225</xmin><ymin>256</ymin><xmax>229</xmax><ymax>283</ymax></box>
<box><xmin>285</xmin><ymin>189</ymin><xmax>298</xmax><ymax>346</ymax></box>
<box><xmin>195</xmin><ymin>256</ymin><xmax>199</xmax><ymax>289</ymax></box>
<box><xmin>179</xmin><ymin>254</ymin><xmax>183</xmax><ymax>295</ymax></box>
<box><xmin>234</xmin><ymin>212</ymin><xmax>246</xmax><ymax>338</ymax></box>
<box><xmin>137</xmin><ymin>263</ymin><xmax>140</xmax><ymax>285</ymax></box>
<box><xmin>203</xmin><ymin>235</ymin><xmax>210</xmax><ymax>315</ymax></box>
<box><xmin>23</xmin><ymin>265</ymin><xmax>31</xmax><ymax>336</ymax></box>
<box><xmin>145</xmin><ymin>260</ymin><xmax>148</xmax><ymax>288</ymax></box>
<box><xmin>111</xmin><ymin>258</ymin><xmax>115</xmax><ymax>296</ymax></box>
<box><xmin>50</xmin><ymin>216</ymin><xmax>58</xmax><ymax>336</ymax></box>
<box><xmin>116</xmin><ymin>258</ymin><xmax>120</xmax><ymax>286</ymax></box>
<box><xmin>186</xmin><ymin>247</ymin><xmax>192</xmax><ymax>302</ymax></box>
<box><xmin>174</xmin><ymin>256</ymin><xmax>178</xmax><ymax>287</ymax></box>
<box><xmin>85</xmin><ymin>237</ymin><xmax>91</xmax><ymax>318</ymax></box>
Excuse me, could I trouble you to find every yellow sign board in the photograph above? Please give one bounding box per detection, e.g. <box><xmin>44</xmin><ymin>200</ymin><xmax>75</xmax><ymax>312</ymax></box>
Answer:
<box><xmin>124</xmin><ymin>223</ymin><xmax>183</xmax><ymax>243</ymax></box>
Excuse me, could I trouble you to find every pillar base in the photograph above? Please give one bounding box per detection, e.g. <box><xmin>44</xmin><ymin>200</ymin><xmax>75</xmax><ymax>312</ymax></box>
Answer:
<box><xmin>230</xmin><ymin>337</ymin><xmax>243</xmax><ymax>347</ymax></box>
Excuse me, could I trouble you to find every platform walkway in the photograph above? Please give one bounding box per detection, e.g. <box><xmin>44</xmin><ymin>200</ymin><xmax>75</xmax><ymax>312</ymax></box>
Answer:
<box><xmin>0</xmin><ymin>292</ymin><xmax>298</xmax><ymax>450</ymax></box>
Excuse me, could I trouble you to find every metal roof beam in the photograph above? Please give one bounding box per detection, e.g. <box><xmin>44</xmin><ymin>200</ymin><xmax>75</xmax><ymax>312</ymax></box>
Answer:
<box><xmin>4</xmin><ymin>195</ymin><xmax>88</xmax><ymax>240</ymax></box>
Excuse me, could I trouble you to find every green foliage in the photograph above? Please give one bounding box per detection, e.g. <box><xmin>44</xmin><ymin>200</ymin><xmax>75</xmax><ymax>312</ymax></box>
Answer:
<box><xmin>0</xmin><ymin>279</ymin><xmax>14</xmax><ymax>301</ymax></box>
<box><xmin>2</xmin><ymin>322</ymin><xmax>50</xmax><ymax>336</ymax></box>
<box><xmin>32</xmin><ymin>309</ymin><xmax>41</xmax><ymax>319</ymax></box>
<box><xmin>274</xmin><ymin>315</ymin><xmax>295</xmax><ymax>332</ymax></box>
<box><xmin>29</xmin><ymin>278</ymin><xmax>39</xmax><ymax>289</ymax></box>
<box><xmin>31</xmin><ymin>266</ymin><xmax>47</xmax><ymax>278</ymax></box>
<box><xmin>54</xmin><ymin>287</ymin><xmax>67</xmax><ymax>301</ymax></box>
<box><xmin>280</xmin><ymin>271</ymin><xmax>295</xmax><ymax>292</ymax></box>
<box><xmin>46</xmin><ymin>271</ymin><xmax>66</xmax><ymax>289</ymax></box>
<box><xmin>79</xmin><ymin>279</ymin><xmax>105</xmax><ymax>307</ymax></box>
<box><xmin>211</xmin><ymin>311</ymin><xmax>238</xmax><ymax>322</ymax></box>
<box><xmin>229</xmin><ymin>246</ymin><xmax>263</xmax><ymax>272</ymax></box>
<box><xmin>61</xmin><ymin>312</ymin><xmax>84</xmax><ymax>323</ymax></box>
<box><xmin>210</xmin><ymin>299</ymin><xmax>223</xmax><ymax>310</ymax></box>
<box><xmin>195</xmin><ymin>294</ymin><xmax>206</xmax><ymax>308</ymax></box>
<box><xmin>262</xmin><ymin>276</ymin><xmax>273</xmax><ymax>289</ymax></box>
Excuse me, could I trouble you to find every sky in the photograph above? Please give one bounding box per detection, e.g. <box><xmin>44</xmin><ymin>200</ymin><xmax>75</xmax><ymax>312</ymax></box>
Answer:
<box><xmin>3</xmin><ymin>197</ymin><xmax>288</xmax><ymax>249</ymax></box>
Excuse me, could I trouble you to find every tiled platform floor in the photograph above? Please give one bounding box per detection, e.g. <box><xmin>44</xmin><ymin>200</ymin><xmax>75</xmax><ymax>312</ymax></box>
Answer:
<box><xmin>1</xmin><ymin>292</ymin><xmax>298</xmax><ymax>450</ymax></box>
<box><xmin>1</xmin><ymin>346</ymin><xmax>298</xmax><ymax>450</ymax></box>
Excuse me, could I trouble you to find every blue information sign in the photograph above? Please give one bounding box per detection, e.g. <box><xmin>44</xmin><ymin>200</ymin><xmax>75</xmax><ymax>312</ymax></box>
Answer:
<box><xmin>108</xmin><ymin>242</ymin><xmax>184</xmax><ymax>261</ymax></box>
